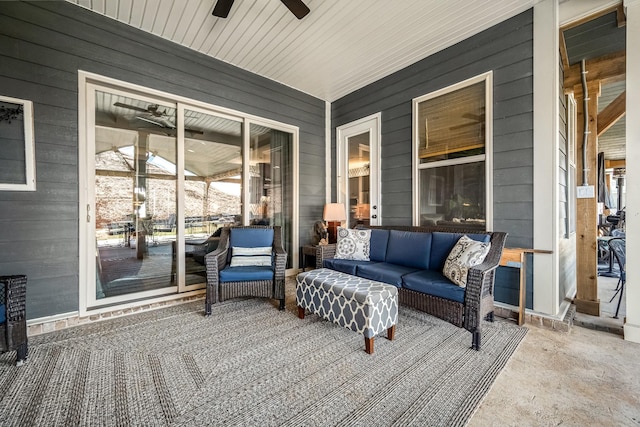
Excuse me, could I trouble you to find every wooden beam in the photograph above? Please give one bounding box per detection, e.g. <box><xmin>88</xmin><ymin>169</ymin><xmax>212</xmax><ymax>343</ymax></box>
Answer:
<box><xmin>605</xmin><ymin>159</ymin><xmax>626</xmax><ymax>169</ymax></box>
<box><xmin>574</xmin><ymin>81</ymin><xmax>601</xmax><ymax>316</ymax></box>
<box><xmin>559</xmin><ymin>30</ymin><xmax>570</xmax><ymax>72</ymax></box>
<box><xmin>616</xmin><ymin>3</ymin><xmax>626</xmax><ymax>28</ymax></box>
<box><xmin>564</xmin><ymin>51</ymin><xmax>626</xmax><ymax>90</ymax></box>
<box><xmin>597</xmin><ymin>91</ymin><xmax>626</xmax><ymax>136</ymax></box>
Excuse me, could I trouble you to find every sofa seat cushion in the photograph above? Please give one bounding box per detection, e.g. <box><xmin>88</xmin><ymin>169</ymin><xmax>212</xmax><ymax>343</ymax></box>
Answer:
<box><xmin>429</xmin><ymin>232</ymin><xmax>491</xmax><ymax>271</ymax></box>
<box><xmin>385</xmin><ymin>230</ymin><xmax>432</xmax><ymax>269</ymax></box>
<box><xmin>219</xmin><ymin>266</ymin><xmax>274</xmax><ymax>282</ymax></box>
<box><xmin>402</xmin><ymin>270</ymin><xmax>465</xmax><ymax>303</ymax></box>
<box><xmin>323</xmin><ymin>258</ymin><xmax>379</xmax><ymax>276</ymax></box>
<box><xmin>356</xmin><ymin>262</ymin><xmax>419</xmax><ymax>287</ymax></box>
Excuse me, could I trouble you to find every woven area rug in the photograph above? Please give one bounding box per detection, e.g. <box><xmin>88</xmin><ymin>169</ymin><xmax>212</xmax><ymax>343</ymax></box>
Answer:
<box><xmin>0</xmin><ymin>291</ymin><xmax>526</xmax><ymax>426</ymax></box>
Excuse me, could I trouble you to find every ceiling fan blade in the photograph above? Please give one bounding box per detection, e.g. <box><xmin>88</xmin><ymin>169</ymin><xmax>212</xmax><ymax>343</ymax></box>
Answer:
<box><xmin>212</xmin><ymin>0</ymin><xmax>234</xmax><ymax>18</ymax></box>
<box><xmin>280</xmin><ymin>0</ymin><xmax>310</xmax><ymax>19</ymax></box>
<box><xmin>114</xmin><ymin>102</ymin><xmax>150</xmax><ymax>113</ymax></box>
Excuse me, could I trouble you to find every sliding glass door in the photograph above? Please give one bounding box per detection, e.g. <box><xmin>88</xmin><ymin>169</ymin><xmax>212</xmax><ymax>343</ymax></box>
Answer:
<box><xmin>93</xmin><ymin>90</ymin><xmax>178</xmax><ymax>300</ymax></box>
<box><xmin>81</xmin><ymin>75</ymin><xmax>298</xmax><ymax>312</ymax></box>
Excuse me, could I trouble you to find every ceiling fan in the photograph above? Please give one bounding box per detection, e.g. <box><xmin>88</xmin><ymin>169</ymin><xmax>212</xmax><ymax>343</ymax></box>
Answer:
<box><xmin>212</xmin><ymin>0</ymin><xmax>310</xmax><ymax>19</ymax></box>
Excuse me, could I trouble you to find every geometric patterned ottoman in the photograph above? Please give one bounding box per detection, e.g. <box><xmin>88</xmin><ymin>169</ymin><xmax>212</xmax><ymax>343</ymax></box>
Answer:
<box><xmin>296</xmin><ymin>268</ymin><xmax>398</xmax><ymax>354</ymax></box>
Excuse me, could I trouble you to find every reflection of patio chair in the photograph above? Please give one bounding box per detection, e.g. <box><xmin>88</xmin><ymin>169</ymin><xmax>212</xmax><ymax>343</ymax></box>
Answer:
<box><xmin>608</xmin><ymin>238</ymin><xmax>626</xmax><ymax>319</ymax></box>
<box><xmin>204</xmin><ymin>226</ymin><xmax>287</xmax><ymax>315</ymax></box>
<box><xmin>153</xmin><ymin>214</ymin><xmax>176</xmax><ymax>233</ymax></box>
<box><xmin>0</xmin><ymin>275</ymin><xmax>28</xmax><ymax>366</ymax></box>
<box><xmin>188</xmin><ymin>228</ymin><xmax>223</xmax><ymax>265</ymax></box>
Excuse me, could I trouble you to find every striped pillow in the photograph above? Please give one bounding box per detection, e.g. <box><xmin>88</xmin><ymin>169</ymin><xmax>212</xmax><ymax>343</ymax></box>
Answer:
<box><xmin>230</xmin><ymin>246</ymin><xmax>272</xmax><ymax>267</ymax></box>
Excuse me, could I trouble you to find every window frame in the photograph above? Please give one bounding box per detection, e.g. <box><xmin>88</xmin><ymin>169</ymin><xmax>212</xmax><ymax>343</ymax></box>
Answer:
<box><xmin>412</xmin><ymin>72</ymin><xmax>493</xmax><ymax>228</ymax></box>
<box><xmin>0</xmin><ymin>95</ymin><xmax>36</xmax><ymax>191</ymax></box>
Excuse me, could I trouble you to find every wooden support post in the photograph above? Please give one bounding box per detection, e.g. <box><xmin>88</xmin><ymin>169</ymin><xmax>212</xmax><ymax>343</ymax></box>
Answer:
<box><xmin>574</xmin><ymin>81</ymin><xmax>601</xmax><ymax>316</ymax></box>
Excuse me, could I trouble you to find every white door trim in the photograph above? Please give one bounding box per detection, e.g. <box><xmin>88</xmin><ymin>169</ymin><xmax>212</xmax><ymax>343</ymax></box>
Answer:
<box><xmin>336</xmin><ymin>112</ymin><xmax>382</xmax><ymax>227</ymax></box>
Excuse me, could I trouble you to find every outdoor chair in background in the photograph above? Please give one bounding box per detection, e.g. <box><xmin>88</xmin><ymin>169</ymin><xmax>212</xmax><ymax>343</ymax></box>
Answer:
<box><xmin>0</xmin><ymin>275</ymin><xmax>28</xmax><ymax>366</ymax></box>
<box><xmin>608</xmin><ymin>238</ymin><xmax>626</xmax><ymax>319</ymax></box>
<box><xmin>204</xmin><ymin>226</ymin><xmax>286</xmax><ymax>315</ymax></box>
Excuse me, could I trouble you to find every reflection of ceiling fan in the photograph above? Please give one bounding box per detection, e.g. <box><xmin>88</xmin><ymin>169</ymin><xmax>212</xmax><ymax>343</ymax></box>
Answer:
<box><xmin>449</xmin><ymin>112</ymin><xmax>486</xmax><ymax>131</ymax></box>
<box><xmin>114</xmin><ymin>102</ymin><xmax>168</xmax><ymax>117</ymax></box>
<box><xmin>114</xmin><ymin>102</ymin><xmax>203</xmax><ymax>135</ymax></box>
<box><xmin>212</xmin><ymin>0</ymin><xmax>310</xmax><ymax>19</ymax></box>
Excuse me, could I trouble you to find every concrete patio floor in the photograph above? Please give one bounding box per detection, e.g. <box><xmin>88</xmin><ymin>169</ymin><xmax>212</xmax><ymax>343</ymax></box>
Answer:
<box><xmin>470</xmin><ymin>272</ymin><xmax>639</xmax><ymax>426</ymax></box>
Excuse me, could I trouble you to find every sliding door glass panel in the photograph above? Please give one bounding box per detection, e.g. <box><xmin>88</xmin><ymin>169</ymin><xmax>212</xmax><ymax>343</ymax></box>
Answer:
<box><xmin>183</xmin><ymin>108</ymin><xmax>242</xmax><ymax>285</ymax></box>
<box><xmin>94</xmin><ymin>91</ymin><xmax>177</xmax><ymax>300</ymax></box>
<box><xmin>249</xmin><ymin>124</ymin><xmax>293</xmax><ymax>268</ymax></box>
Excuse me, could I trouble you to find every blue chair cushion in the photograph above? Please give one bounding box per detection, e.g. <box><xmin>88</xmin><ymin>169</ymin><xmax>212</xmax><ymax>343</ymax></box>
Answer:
<box><xmin>369</xmin><ymin>229</ymin><xmax>390</xmax><ymax>262</ymax></box>
<box><xmin>0</xmin><ymin>304</ymin><xmax>5</xmax><ymax>324</ymax></box>
<box><xmin>429</xmin><ymin>232</ymin><xmax>491</xmax><ymax>271</ymax></box>
<box><xmin>322</xmin><ymin>258</ymin><xmax>379</xmax><ymax>276</ymax></box>
<box><xmin>385</xmin><ymin>230</ymin><xmax>432</xmax><ymax>269</ymax></box>
<box><xmin>356</xmin><ymin>262</ymin><xmax>419</xmax><ymax>287</ymax></box>
<box><xmin>229</xmin><ymin>228</ymin><xmax>274</xmax><ymax>248</ymax></box>
<box><xmin>402</xmin><ymin>270</ymin><xmax>465</xmax><ymax>303</ymax></box>
<box><xmin>219</xmin><ymin>266</ymin><xmax>274</xmax><ymax>282</ymax></box>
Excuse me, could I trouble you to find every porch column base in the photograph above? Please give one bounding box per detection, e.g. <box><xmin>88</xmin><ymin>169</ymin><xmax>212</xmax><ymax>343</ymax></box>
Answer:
<box><xmin>574</xmin><ymin>298</ymin><xmax>600</xmax><ymax>316</ymax></box>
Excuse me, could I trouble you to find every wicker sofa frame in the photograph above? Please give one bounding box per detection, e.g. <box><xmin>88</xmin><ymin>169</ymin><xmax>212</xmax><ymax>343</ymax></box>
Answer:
<box><xmin>314</xmin><ymin>225</ymin><xmax>507</xmax><ymax>350</ymax></box>
<box><xmin>204</xmin><ymin>226</ymin><xmax>287</xmax><ymax>315</ymax></box>
<box><xmin>0</xmin><ymin>275</ymin><xmax>28</xmax><ymax>366</ymax></box>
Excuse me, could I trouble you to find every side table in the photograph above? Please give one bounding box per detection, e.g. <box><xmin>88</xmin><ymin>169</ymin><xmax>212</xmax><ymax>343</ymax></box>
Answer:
<box><xmin>300</xmin><ymin>245</ymin><xmax>318</xmax><ymax>271</ymax></box>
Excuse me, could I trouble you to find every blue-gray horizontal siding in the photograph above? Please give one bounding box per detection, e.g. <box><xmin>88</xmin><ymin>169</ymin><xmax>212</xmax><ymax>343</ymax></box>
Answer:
<box><xmin>331</xmin><ymin>9</ymin><xmax>534</xmax><ymax>306</ymax></box>
<box><xmin>0</xmin><ymin>1</ymin><xmax>325</xmax><ymax>319</ymax></box>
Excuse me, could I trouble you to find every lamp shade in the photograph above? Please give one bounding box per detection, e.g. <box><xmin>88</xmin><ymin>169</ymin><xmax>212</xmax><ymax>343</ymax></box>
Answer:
<box><xmin>323</xmin><ymin>203</ymin><xmax>346</xmax><ymax>221</ymax></box>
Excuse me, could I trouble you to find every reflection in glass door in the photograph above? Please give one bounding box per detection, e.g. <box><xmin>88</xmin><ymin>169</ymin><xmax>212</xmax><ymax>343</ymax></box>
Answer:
<box><xmin>94</xmin><ymin>91</ymin><xmax>177</xmax><ymax>300</ymax></box>
<box><xmin>181</xmin><ymin>107</ymin><xmax>242</xmax><ymax>286</ymax></box>
<box><xmin>249</xmin><ymin>124</ymin><xmax>294</xmax><ymax>268</ymax></box>
<box><xmin>347</xmin><ymin>132</ymin><xmax>371</xmax><ymax>228</ymax></box>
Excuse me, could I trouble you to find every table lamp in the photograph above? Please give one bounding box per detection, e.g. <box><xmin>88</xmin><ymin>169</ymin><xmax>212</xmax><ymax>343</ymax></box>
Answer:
<box><xmin>323</xmin><ymin>203</ymin><xmax>346</xmax><ymax>244</ymax></box>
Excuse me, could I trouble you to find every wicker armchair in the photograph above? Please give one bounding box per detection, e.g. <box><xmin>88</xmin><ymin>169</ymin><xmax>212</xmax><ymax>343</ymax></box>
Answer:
<box><xmin>204</xmin><ymin>226</ymin><xmax>287</xmax><ymax>315</ymax></box>
<box><xmin>0</xmin><ymin>275</ymin><xmax>28</xmax><ymax>366</ymax></box>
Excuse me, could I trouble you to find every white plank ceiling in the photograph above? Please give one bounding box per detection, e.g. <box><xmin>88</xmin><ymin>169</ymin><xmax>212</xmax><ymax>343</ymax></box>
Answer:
<box><xmin>67</xmin><ymin>0</ymin><xmax>540</xmax><ymax>102</ymax></box>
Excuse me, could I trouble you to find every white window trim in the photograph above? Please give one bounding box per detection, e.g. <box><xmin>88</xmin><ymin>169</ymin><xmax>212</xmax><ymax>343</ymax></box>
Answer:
<box><xmin>0</xmin><ymin>95</ymin><xmax>36</xmax><ymax>191</ymax></box>
<box><xmin>412</xmin><ymin>72</ymin><xmax>493</xmax><ymax>229</ymax></box>
<box><xmin>78</xmin><ymin>71</ymin><xmax>299</xmax><ymax>315</ymax></box>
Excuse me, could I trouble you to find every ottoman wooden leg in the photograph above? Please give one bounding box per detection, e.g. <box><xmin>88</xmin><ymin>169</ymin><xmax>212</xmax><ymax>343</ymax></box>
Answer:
<box><xmin>387</xmin><ymin>324</ymin><xmax>396</xmax><ymax>341</ymax></box>
<box><xmin>297</xmin><ymin>306</ymin><xmax>305</xmax><ymax>319</ymax></box>
<box><xmin>365</xmin><ymin>337</ymin><xmax>374</xmax><ymax>354</ymax></box>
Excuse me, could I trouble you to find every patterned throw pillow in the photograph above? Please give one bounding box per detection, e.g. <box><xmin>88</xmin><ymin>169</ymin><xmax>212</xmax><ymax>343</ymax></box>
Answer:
<box><xmin>334</xmin><ymin>227</ymin><xmax>371</xmax><ymax>261</ymax></box>
<box><xmin>230</xmin><ymin>246</ymin><xmax>272</xmax><ymax>267</ymax></box>
<box><xmin>443</xmin><ymin>236</ymin><xmax>491</xmax><ymax>287</ymax></box>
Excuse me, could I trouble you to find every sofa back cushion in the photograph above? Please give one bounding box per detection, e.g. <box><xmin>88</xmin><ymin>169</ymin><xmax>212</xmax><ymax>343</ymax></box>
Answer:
<box><xmin>229</xmin><ymin>227</ymin><xmax>274</xmax><ymax>248</ymax></box>
<box><xmin>369</xmin><ymin>229</ymin><xmax>390</xmax><ymax>262</ymax></box>
<box><xmin>429</xmin><ymin>232</ymin><xmax>491</xmax><ymax>271</ymax></box>
<box><xmin>385</xmin><ymin>230</ymin><xmax>432</xmax><ymax>269</ymax></box>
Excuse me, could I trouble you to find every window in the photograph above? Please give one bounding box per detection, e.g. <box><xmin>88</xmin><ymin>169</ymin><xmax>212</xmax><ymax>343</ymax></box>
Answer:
<box><xmin>0</xmin><ymin>96</ymin><xmax>35</xmax><ymax>191</ymax></box>
<box><xmin>413</xmin><ymin>73</ymin><xmax>492</xmax><ymax>229</ymax></box>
